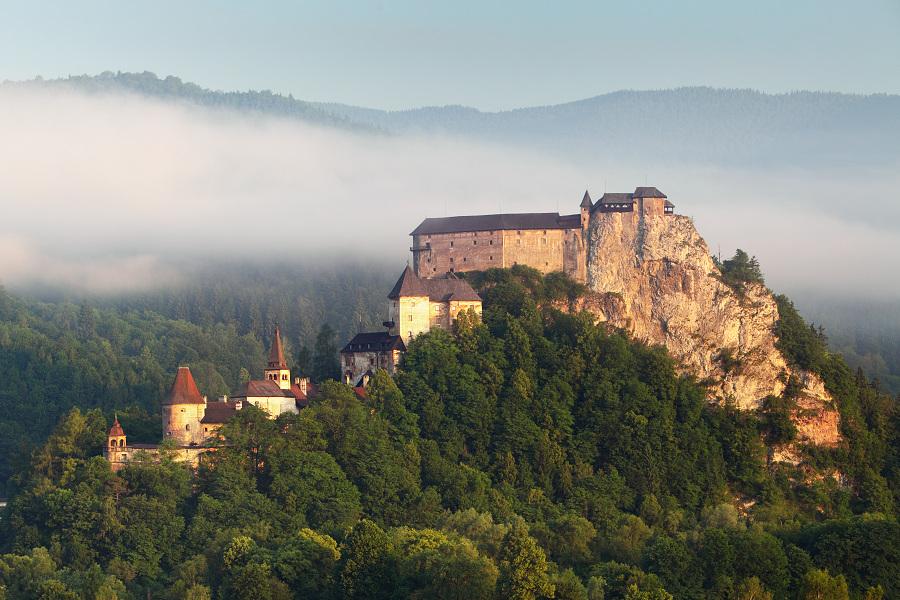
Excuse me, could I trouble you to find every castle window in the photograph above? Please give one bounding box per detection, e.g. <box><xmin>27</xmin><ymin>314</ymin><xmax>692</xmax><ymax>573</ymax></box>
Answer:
<box><xmin>489</xmin><ymin>240</ymin><xmax>493</xmax><ymax>245</ymax></box>
<box><xmin>110</xmin><ymin>440</ymin><xmax>115</xmax><ymax>448</ymax></box>
<box><xmin>473</xmin><ymin>240</ymin><xmax>477</xmax><ymax>245</ymax></box>
<box><xmin>282</xmin><ymin>374</ymin><xmax>288</xmax><ymax>380</ymax></box>
<box><xmin>450</xmin><ymin>241</ymin><xmax>453</xmax><ymax>247</ymax></box>
<box><xmin>186</xmin><ymin>424</ymin><xmax>190</xmax><ymax>431</ymax></box>
<box><xmin>433</xmin><ymin>268</ymin><xmax>436</xmax><ymax>272</ymax></box>
<box><xmin>119</xmin><ymin>439</ymin><xmax>124</xmax><ymax>447</ymax></box>
<box><xmin>450</xmin><ymin>257</ymin><xmax>454</xmax><ymax>263</ymax></box>
<box><xmin>408</xmin><ymin>315</ymin><xmax>413</xmax><ymax>322</ymax></box>
<box><xmin>490</xmin><ymin>256</ymin><xmax>493</xmax><ymax>260</ymax></box>
<box><xmin>463</xmin><ymin>257</ymin><xmax>467</xmax><ymax>262</ymax></box>
<box><xmin>204</xmin><ymin>427</ymin><xmax>208</xmax><ymax>433</ymax></box>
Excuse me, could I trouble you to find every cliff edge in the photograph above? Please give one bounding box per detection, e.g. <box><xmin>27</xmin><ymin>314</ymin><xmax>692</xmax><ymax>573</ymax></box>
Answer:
<box><xmin>582</xmin><ymin>212</ymin><xmax>840</xmax><ymax>457</ymax></box>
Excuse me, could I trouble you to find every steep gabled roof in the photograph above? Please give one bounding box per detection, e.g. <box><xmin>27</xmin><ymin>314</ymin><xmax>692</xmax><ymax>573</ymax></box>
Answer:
<box><xmin>388</xmin><ymin>267</ymin><xmax>481</xmax><ymax>302</ymax></box>
<box><xmin>267</xmin><ymin>327</ymin><xmax>287</xmax><ymax>369</ymax></box>
<box><xmin>163</xmin><ymin>367</ymin><xmax>206</xmax><ymax>405</ymax></box>
<box><xmin>633</xmin><ymin>186</ymin><xmax>667</xmax><ymax>198</ymax></box>
<box><xmin>410</xmin><ymin>213</ymin><xmax>576</xmax><ymax>235</ymax></box>
<box><xmin>580</xmin><ymin>190</ymin><xmax>593</xmax><ymax>209</ymax></box>
<box><xmin>341</xmin><ymin>332</ymin><xmax>406</xmax><ymax>354</ymax></box>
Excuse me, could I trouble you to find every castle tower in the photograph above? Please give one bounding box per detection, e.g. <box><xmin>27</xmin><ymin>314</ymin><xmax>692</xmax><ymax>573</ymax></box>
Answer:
<box><xmin>161</xmin><ymin>366</ymin><xmax>207</xmax><ymax>445</ymax></box>
<box><xmin>108</xmin><ymin>415</ymin><xmax>126</xmax><ymax>450</ymax></box>
<box><xmin>580</xmin><ymin>190</ymin><xmax>593</xmax><ymax>230</ymax></box>
<box><xmin>264</xmin><ymin>327</ymin><xmax>291</xmax><ymax>390</ymax></box>
<box><xmin>105</xmin><ymin>415</ymin><xmax>127</xmax><ymax>471</ymax></box>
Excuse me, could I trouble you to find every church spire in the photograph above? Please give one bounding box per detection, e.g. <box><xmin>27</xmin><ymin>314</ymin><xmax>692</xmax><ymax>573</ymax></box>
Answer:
<box><xmin>265</xmin><ymin>327</ymin><xmax>291</xmax><ymax>390</ymax></box>
<box><xmin>267</xmin><ymin>326</ymin><xmax>288</xmax><ymax>369</ymax></box>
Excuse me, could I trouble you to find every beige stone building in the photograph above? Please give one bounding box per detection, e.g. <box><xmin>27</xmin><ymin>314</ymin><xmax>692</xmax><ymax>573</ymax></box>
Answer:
<box><xmin>410</xmin><ymin>187</ymin><xmax>674</xmax><ymax>281</ymax></box>
<box><xmin>388</xmin><ymin>265</ymin><xmax>482</xmax><ymax>342</ymax></box>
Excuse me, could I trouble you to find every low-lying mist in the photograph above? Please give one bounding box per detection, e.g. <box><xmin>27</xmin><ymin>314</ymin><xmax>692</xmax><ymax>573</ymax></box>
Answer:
<box><xmin>1</xmin><ymin>85</ymin><xmax>898</xmax><ymax>302</ymax></box>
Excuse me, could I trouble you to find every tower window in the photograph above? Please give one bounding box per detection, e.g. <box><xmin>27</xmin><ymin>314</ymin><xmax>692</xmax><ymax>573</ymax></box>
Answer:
<box><xmin>489</xmin><ymin>240</ymin><xmax>493</xmax><ymax>245</ymax></box>
<box><xmin>186</xmin><ymin>424</ymin><xmax>190</xmax><ymax>431</ymax></box>
<box><xmin>450</xmin><ymin>241</ymin><xmax>454</xmax><ymax>247</ymax></box>
<box><xmin>473</xmin><ymin>240</ymin><xmax>477</xmax><ymax>245</ymax></box>
<box><xmin>282</xmin><ymin>374</ymin><xmax>288</xmax><ymax>380</ymax></box>
<box><xmin>110</xmin><ymin>440</ymin><xmax>115</xmax><ymax>448</ymax></box>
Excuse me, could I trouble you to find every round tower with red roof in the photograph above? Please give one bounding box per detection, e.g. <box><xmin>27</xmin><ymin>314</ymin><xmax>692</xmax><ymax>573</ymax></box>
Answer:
<box><xmin>161</xmin><ymin>366</ymin><xmax>207</xmax><ymax>446</ymax></box>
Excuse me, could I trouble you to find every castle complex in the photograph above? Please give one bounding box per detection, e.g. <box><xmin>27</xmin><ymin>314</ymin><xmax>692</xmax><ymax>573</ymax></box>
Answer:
<box><xmin>410</xmin><ymin>187</ymin><xmax>673</xmax><ymax>282</ymax></box>
<box><xmin>106</xmin><ymin>186</ymin><xmax>671</xmax><ymax>470</ymax></box>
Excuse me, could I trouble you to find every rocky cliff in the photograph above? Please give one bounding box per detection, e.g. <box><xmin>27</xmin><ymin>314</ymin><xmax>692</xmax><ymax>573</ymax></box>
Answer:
<box><xmin>581</xmin><ymin>211</ymin><xmax>840</xmax><ymax>457</ymax></box>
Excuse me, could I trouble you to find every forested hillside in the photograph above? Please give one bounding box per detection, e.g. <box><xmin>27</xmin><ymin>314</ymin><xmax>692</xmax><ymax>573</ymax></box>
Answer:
<box><xmin>1</xmin><ymin>268</ymin><xmax>897</xmax><ymax>599</ymax></box>
<box><xmin>0</xmin><ymin>264</ymin><xmax>397</xmax><ymax>495</ymax></box>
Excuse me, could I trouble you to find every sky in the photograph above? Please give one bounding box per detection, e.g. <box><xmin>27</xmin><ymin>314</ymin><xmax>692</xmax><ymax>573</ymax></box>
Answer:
<box><xmin>1</xmin><ymin>0</ymin><xmax>899</xmax><ymax>110</ymax></box>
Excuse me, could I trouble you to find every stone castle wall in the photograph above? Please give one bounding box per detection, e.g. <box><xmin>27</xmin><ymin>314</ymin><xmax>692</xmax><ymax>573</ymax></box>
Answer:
<box><xmin>163</xmin><ymin>403</ymin><xmax>206</xmax><ymax>446</ymax></box>
<box><xmin>413</xmin><ymin>227</ymin><xmax>586</xmax><ymax>281</ymax></box>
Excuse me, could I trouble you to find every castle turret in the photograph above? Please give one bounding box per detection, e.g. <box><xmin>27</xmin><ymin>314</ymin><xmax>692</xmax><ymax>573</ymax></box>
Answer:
<box><xmin>580</xmin><ymin>190</ymin><xmax>593</xmax><ymax>230</ymax></box>
<box><xmin>108</xmin><ymin>415</ymin><xmax>126</xmax><ymax>450</ymax></box>
<box><xmin>161</xmin><ymin>367</ymin><xmax>207</xmax><ymax>445</ymax></box>
<box><xmin>105</xmin><ymin>415</ymin><xmax>128</xmax><ymax>471</ymax></box>
<box><xmin>264</xmin><ymin>327</ymin><xmax>291</xmax><ymax>390</ymax></box>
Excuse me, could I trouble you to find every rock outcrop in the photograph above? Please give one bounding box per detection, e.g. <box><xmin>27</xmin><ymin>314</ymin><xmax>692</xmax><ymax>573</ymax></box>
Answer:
<box><xmin>581</xmin><ymin>211</ymin><xmax>840</xmax><ymax>455</ymax></box>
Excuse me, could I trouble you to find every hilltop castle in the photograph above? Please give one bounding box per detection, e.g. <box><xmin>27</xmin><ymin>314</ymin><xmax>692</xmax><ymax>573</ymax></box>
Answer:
<box><xmin>106</xmin><ymin>186</ymin><xmax>672</xmax><ymax>469</ymax></box>
<box><xmin>410</xmin><ymin>187</ymin><xmax>673</xmax><ymax>282</ymax></box>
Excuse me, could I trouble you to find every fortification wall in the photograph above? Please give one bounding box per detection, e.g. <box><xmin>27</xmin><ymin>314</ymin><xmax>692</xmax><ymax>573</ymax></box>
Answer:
<box><xmin>500</xmin><ymin>229</ymin><xmax>566</xmax><ymax>273</ymax></box>
<box><xmin>414</xmin><ymin>231</ymin><xmax>502</xmax><ymax>276</ymax></box>
<box><xmin>163</xmin><ymin>403</ymin><xmax>206</xmax><ymax>445</ymax></box>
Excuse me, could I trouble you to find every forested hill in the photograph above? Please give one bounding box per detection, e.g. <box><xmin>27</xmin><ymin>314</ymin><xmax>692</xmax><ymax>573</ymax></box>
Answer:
<box><xmin>6</xmin><ymin>71</ymin><xmax>899</xmax><ymax>167</ymax></box>
<box><xmin>1</xmin><ymin>267</ymin><xmax>897</xmax><ymax>599</ymax></box>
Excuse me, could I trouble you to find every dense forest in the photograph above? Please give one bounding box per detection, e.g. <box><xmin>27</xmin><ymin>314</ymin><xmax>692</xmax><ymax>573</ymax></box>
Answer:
<box><xmin>1</xmin><ymin>267</ymin><xmax>897</xmax><ymax>599</ymax></box>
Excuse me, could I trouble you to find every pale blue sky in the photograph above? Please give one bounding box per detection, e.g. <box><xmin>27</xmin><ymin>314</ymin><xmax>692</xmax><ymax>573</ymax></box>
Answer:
<box><xmin>1</xmin><ymin>0</ymin><xmax>898</xmax><ymax>110</ymax></box>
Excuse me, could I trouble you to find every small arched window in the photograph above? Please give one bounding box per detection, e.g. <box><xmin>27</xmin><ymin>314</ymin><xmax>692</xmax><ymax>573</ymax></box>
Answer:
<box><xmin>110</xmin><ymin>440</ymin><xmax>116</xmax><ymax>448</ymax></box>
<box><xmin>119</xmin><ymin>439</ymin><xmax>125</xmax><ymax>447</ymax></box>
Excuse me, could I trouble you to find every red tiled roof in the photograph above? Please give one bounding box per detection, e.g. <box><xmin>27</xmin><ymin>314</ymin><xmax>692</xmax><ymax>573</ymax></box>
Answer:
<box><xmin>108</xmin><ymin>416</ymin><xmax>125</xmax><ymax>437</ymax></box>
<box><xmin>200</xmin><ymin>401</ymin><xmax>241</xmax><ymax>424</ymax></box>
<box><xmin>163</xmin><ymin>367</ymin><xmax>206</xmax><ymax>405</ymax></box>
<box><xmin>232</xmin><ymin>379</ymin><xmax>294</xmax><ymax>399</ymax></box>
<box><xmin>268</xmin><ymin>327</ymin><xmax>288</xmax><ymax>369</ymax></box>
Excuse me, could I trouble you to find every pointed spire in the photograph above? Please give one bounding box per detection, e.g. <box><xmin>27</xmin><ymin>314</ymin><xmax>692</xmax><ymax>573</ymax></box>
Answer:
<box><xmin>163</xmin><ymin>366</ymin><xmax>205</xmax><ymax>405</ymax></box>
<box><xmin>267</xmin><ymin>326</ymin><xmax>287</xmax><ymax>369</ymax></box>
<box><xmin>109</xmin><ymin>413</ymin><xmax>125</xmax><ymax>437</ymax></box>
<box><xmin>580</xmin><ymin>190</ymin><xmax>593</xmax><ymax>209</ymax></box>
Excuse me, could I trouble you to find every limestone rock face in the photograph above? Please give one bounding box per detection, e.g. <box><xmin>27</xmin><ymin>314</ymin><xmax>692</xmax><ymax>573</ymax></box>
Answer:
<box><xmin>582</xmin><ymin>212</ymin><xmax>840</xmax><ymax>452</ymax></box>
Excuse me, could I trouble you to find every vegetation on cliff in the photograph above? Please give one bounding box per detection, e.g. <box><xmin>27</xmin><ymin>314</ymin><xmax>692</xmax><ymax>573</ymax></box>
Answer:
<box><xmin>1</xmin><ymin>267</ymin><xmax>896</xmax><ymax>599</ymax></box>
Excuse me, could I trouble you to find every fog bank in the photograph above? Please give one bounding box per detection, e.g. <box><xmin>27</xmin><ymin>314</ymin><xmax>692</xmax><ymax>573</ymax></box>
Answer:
<box><xmin>1</xmin><ymin>87</ymin><xmax>897</xmax><ymax>298</ymax></box>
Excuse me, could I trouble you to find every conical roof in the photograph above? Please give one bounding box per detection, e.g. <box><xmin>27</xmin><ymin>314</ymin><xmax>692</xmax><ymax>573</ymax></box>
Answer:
<box><xmin>163</xmin><ymin>366</ymin><xmax>205</xmax><ymax>405</ymax></box>
<box><xmin>267</xmin><ymin>327</ymin><xmax>288</xmax><ymax>369</ymax></box>
<box><xmin>580</xmin><ymin>190</ymin><xmax>593</xmax><ymax>209</ymax></box>
<box><xmin>108</xmin><ymin>415</ymin><xmax>125</xmax><ymax>437</ymax></box>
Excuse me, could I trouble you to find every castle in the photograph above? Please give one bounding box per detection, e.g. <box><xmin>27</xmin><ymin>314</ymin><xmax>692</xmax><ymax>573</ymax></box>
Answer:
<box><xmin>410</xmin><ymin>187</ymin><xmax>673</xmax><ymax>282</ymax></box>
<box><xmin>106</xmin><ymin>186</ymin><xmax>672</xmax><ymax>469</ymax></box>
<box><xmin>340</xmin><ymin>265</ymin><xmax>482</xmax><ymax>386</ymax></box>
<box><xmin>104</xmin><ymin>328</ymin><xmax>313</xmax><ymax>471</ymax></box>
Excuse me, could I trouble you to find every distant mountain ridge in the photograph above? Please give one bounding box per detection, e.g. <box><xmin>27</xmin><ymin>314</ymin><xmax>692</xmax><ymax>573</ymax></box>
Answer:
<box><xmin>6</xmin><ymin>71</ymin><xmax>899</xmax><ymax>167</ymax></box>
